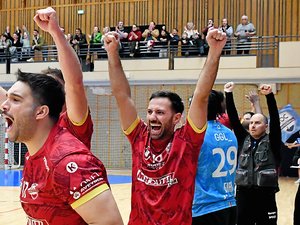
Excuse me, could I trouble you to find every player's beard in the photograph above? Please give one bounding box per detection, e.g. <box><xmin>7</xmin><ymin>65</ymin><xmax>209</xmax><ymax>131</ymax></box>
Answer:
<box><xmin>149</xmin><ymin>117</ymin><xmax>174</xmax><ymax>140</ymax></box>
<box><xmin>6</xmin><ymin>112</ymin><xmax>37</xmax><ymax>143</ymax></box>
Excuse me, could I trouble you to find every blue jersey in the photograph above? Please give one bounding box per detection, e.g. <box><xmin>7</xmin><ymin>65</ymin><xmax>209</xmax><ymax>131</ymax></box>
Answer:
<box><xmin>192</xmin><ymin>120</ymin><xmax>238</xmax><ymax>217</ymax></box>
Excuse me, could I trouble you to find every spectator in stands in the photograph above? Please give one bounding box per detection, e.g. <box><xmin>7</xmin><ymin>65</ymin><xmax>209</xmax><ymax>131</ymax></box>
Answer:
<box><xmin>202</xmin><ymin>19</ymin><xmax>215</xmax><ymax>38</ymax></box>
<box><xmin>101</xmin><ymin>26</ymin><xmax>110</xmax><ymax>43</ymax></box>
<box><xmin>0</xmin><ymin>34</ymin><xmax>12</xmax><ymax>62</ymax></box>
<box><xmin>184</xmin><ymin>22</ymin><xmax>203</xmax><ymax>56</ymax></box>
<box><xmin>10</xmin><ymin>32</ymin><xmax>23</xmax><ymax>62</ymax></box>
<box><xmin>21</xmin><ymin>31</ymin><xmax>30</xmax><ymax>61</ymax></box>
<box><xmin>0</xmin><ymin>35</ymin><xmax>5</xmax><ymax>48</ymax></box>
<box><xmin>0</xmin><ymin>34</ymin><xmax>12</xmax><ymax>49</ymax></box>
<box><xmin>89</xmin><ymin>26</ymin><xmax>102</xmax><ymax>59</ymax></box>
<box><xmin>184</xmin><ymin>22</ymin><xmax>199</xmax><ymax>39</ymax></box>
<box><xmin>169</xmin><ymin>28</ymin><xmax>180</xmax><ymax>55</ymax></box>
<box><xmin>27</xmin><ymin>29</ymin><xmax>46</xmax><ymax>62</ymax></box>
<box><xmin>234</xmin><ymin>15</ymin><xmax>256</xmax><ymax>55</ymax></box>
<box><xmin>142</xmin><ymin>21</ymin><xmax>159</xmax><ymax>51</ymax></box>
<box><xmin>115</xmin><ymin>21</ymin><xmax>128</xmax><ymax>41</ymax></box>
<box><xmin>15</xmin><ymin>26</ymin><xmax>22</xmax><ymax>39</ymax></box>
<box><xmin>72</xmin><ymin>27</ymin><xmax>88</xmax><ymax>62</ymax></box>
<box><xmin>201</xmin><ymin>19</ymin><xmax>216</xmax><ymax>55</ymax></box>
<box><xmin>67</xmin><ymin>33</ymin><xmax>73</xmax><ymax>45</ymax></box>
<box><xmin>89</xmin><ymin>26</ymin><xmax>102</xmax><ymax>48</ymax></box>
<box><xmin>158</xmin><ymin>29</ymin><xmax>170</xmax><ymax>58</ymax></box>
<box><xmin>220</xmin><ymin>18</ymin><xmax>233</xmax><ymax>55</ymax></box>
<box><xmin>169</xmin><ymin>28</ymin><xmax>180</xmax><ymax>46</ymax></box>
<box><xmin>128</xmin><ymin>24</ymin><xmax>142</xmax><ymax>57</ymax></box>
<box><xmin>161</xmin><ymin>25</ymin><xmax>170</xmax><ymax>37</ymax></box>
<box><xmin>193</xmin><ymin>32</ymin><xmax>206</xmax><ymax>56</ymax></box>
<box><xmin>4</xmin><ymin>26</ymin><xmax>13</xmax><ymax>42</ymax></box>
<box><xmin>181</xmin><ymin>31</ymin><xmax>192</xmax><ymax>56</ymax></box>
<box><xmin>21</xmin><ymin>25</ymin><xmax>30</xmax><ymax>43</ymax></box>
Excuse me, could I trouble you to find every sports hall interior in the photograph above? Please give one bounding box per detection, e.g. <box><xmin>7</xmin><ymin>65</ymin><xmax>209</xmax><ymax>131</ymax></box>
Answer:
<box><xmin>0</xmin><ymin>1</ymin><xmax>299</xmax><ymax>224</ymax></box>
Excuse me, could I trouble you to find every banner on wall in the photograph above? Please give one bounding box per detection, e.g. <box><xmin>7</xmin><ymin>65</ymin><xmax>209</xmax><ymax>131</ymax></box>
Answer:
<box><xmin>279</xmin><ymin>104</ymin><xmax>300</xmax><ymax>143</ymax></box>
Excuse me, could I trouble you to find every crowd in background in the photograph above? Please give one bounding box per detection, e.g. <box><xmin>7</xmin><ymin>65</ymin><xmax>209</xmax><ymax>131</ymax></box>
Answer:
<box><xmin>0</xmin><ymin>14</ymin><xmax>256</xmax><ymax>63</ymax></box>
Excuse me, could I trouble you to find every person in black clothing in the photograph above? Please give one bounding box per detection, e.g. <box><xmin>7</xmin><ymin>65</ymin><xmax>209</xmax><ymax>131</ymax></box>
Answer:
<box><xmin>292</xmin><ymin>147</ymin><xmax>300</xmax><ymax>225</ymax></box>
<box><xmin>224</xmin><ymin>82</ymin><xmax>281</xmax><ymax>225</ymax></box>
<box><xmin>72</xmin><ymin>28</ymin><xmax>88</xmax><ymax>62</ymax></box>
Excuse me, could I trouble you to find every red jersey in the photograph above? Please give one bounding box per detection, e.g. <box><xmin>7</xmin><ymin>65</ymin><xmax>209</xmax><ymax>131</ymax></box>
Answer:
<box><xmin>20</xmin><ymin>123</ymin><xmax>109</xmax><ymax>225</ymax></box>
<box><xmin>125</xmin><ymin>117</ymin><xmax>206</xmax><ymax>225</ymax></box>
<box><xmin>58</xmin><ymin>110</ymin><xmax>93</xmax><ymax>149</ymax></box>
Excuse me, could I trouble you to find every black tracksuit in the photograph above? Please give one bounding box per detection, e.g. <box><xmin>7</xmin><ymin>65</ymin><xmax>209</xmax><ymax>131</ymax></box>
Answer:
<box><xmin>225</xmin><ymin>92</ymin><xmax>281</xmax><ymax>225</ymax></box>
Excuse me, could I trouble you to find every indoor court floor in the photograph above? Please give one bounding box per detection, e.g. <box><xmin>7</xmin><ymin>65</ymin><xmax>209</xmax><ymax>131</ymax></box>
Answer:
<box><xmin>0</xmin><ymin>170</ymin><xmax>298</xmax><ymax>225</ymax></box>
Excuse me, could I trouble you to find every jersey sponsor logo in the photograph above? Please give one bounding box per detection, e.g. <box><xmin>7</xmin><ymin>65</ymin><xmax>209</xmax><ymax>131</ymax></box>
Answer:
<box><xmin>214</xmin><ymin>132</ymin><xmax>232</xmax><ymax>142</ymax></box>
<box><xmin>224</xmin><ymin>181</ymin><xmax>234</xmax><ymax>193</ymax></box>
<box><xmin>28</xmin><ymin>183</ymin><xmax>39</xmax><ymax>200</ymax></box>
<box><xmin>66</xmin><ymin>162</ymin><xmax>78</xmax><ymax>173</ymax></box>
<box><xmin>80</xmin><ymin>172</ymin><xmax>104</xmax><ymax>194</ymax></box>
<box><xmin>69</xmin><ymin>172</ymin><xmax>104</xmax><ymax>199</ymax></box>
<box><xmin>137</xmin><ymin>169</ymin><xmax>178</xmax><ymax>187</ymax></box>
<box><xmin>144</xmin><ymin>142</ymin><xmax>171</xmax><ymax>170</ymax></box>
<box><xmin>27</xmin><ymin>216</ymin><xmax>49</xmax><ymax>225</ymax></box>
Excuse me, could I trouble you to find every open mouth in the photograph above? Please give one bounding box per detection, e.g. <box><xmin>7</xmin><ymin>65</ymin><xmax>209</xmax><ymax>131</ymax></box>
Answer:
<box><xmin>4</xmin><ymin>116</ymin><xmax>14</xmax><ymax>130</ymax></box>
<box><xmin>150</xmin><ymin>123</ymin><xmax>162</xmax><ymax>134</ymax></box>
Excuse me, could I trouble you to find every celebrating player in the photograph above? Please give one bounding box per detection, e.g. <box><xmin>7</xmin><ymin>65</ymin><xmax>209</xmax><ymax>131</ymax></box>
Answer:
<box><xmin>104</xmin><ymin>28</ymin><xmax>226</xmax><ymax>224</ymax></box>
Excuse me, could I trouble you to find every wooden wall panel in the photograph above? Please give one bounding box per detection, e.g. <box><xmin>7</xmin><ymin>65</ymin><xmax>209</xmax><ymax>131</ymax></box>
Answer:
<box><xmin>0</xmin><ymin>0</ymin><xmax>299</xmax><ymax>45</ymax></box>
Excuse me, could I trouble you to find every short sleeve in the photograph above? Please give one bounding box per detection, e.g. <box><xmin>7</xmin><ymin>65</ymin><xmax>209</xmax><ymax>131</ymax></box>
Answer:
<box><xmin>51</xmin><ymin>153</ymin><xmax>109</xmax><ymax>209</ymax></box>
<box><xmin>124</xmin><ymin>118</ymin><xmax>148</xmax><ymax>144</ymax></box>
<box><xmin>182</xmin><ymin>116</ymin><xmax>207</xmax><ymax>148</ymax></box>
<box><xmin>59</xmin><ymin>111</ymin><xmax>93</xmax><ymax>149</ymax></box>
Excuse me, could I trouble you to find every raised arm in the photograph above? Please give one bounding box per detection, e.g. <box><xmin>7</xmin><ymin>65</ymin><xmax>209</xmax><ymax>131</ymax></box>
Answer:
<box><xmin>188</xmin><ymin>28</ymin><xmax>226</xmax><ymax>130</ymax></box>
<box><xmin>34</xmin><ymin>7</ymin><xmax>88</xmax><ymax>124</ymax></box>
<box><xmin>224</xmin><ymin>82</ymin><xmax>248</xmax><ymax>144</ymax></box>
<box><xmin>260</xmin><ymin>84</ymin><xmax>281</xmax><ymax>163</ymax></box>
<box><xmin>104</xmin><ymin>33</ymin><xmax>138</xmax><ymax>131</ymax></box>
<box><xmin>245</xmin><ymin>90</ymin><xmax>263</xmax><ymax>114</ymax></box>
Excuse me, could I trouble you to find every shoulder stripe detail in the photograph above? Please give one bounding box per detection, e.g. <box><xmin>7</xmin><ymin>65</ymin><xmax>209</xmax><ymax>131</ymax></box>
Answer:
<box><xmin>187</xmin><ymin>116</ymin><xmax>207</xmax><ymax>134</ymax></box>
<box><xmin>71</xmin><ymin>183</ymin><xmax>109</xmax><ymax>209</ymax></box>
<box><xmin>123</xmin><ymin>117</ymin><xmax>140</xmax><ymax>135</ymax></box>
<box><xmin>70</xmin><ymin>109</ymin><xmax>89</xmax><ymax>126</ymax></box>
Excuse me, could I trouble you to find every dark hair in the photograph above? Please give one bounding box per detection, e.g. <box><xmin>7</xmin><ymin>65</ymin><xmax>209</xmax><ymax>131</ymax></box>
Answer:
<box><xmin>41</xmin><ymin>67</ymin><xmax>65</xmax><ymax>84</ymax></box>
<box><xmin>207</xmin><ymin>90</ymin><xmax>225</xmax><ymax>120</ymax></box>
<box><xmin>75</xmin><ymin>28</ymin><xmax>82</xmax><ymax>34</ymax></box>
<box><xmin>16</xmin><ymin>69</ymin><xmax>65</xmax><ymax>122</ymax></box>
<box><xmin>149</xmin><ymin>91</ymin><xmax>184</xmax><ymax>114</ymax></box>
<box><xmin>33</xmin><ymin>29</ymin><xmax>39</xmax><ymax>33</ymax></box>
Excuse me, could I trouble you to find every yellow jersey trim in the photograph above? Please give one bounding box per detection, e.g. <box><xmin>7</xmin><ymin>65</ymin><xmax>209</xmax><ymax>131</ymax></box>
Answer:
<box><xmin>70</xmin><ymin>109</ymin><xmax>89</xmax><ymax>126</ymax></box>
<box><xmin>187</xmin><ymin>116</ymin><xmax>207</xmax><ymax>134</ymax></box>
<box><xmin>71</xmin><ymin>183</ymin><xmax>109</xmax><ymax>209</ymax></box>
<box><xmin>123</xmin><ymin>117</ymin><xmax>140</xmax><ymax>135</ymax></box>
